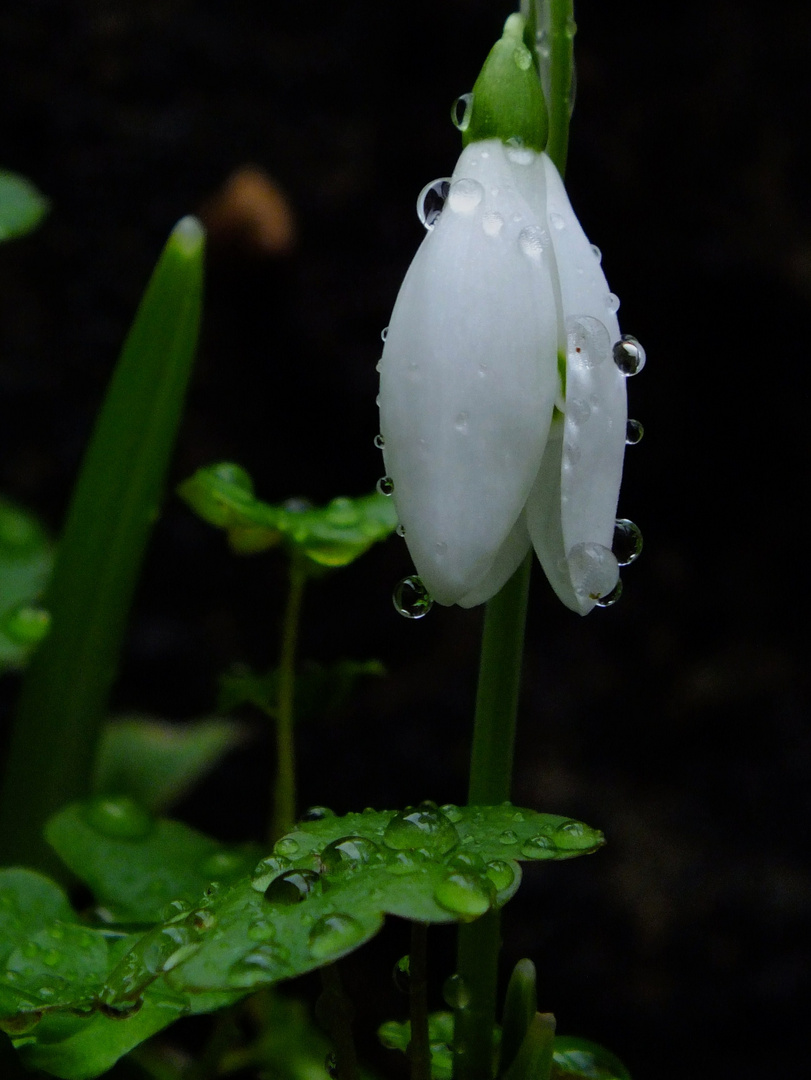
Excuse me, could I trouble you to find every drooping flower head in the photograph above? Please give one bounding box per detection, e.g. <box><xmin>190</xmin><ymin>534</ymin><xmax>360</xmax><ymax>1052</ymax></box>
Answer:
<box><xmin>377</xmin><ymin>14</ymin><xmax>643</xmax><ymax>614</ymax></box>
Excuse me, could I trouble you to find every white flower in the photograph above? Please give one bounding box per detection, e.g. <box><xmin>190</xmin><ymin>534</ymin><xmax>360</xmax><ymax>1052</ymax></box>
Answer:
<box><xmin>378</xmin><ymin>137</ymin><xmax>641</xmax><ymax>613</ymax></box>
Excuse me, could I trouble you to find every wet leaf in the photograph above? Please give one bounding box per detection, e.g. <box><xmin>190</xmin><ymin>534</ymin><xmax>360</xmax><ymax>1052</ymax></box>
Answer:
<box><xmin>0</xmin><ymin>498</ymin><xmax>54</xmax><ymax>672</ymax></box>
<box><xmin>551</xmin><ymin>1036</ymin><xmax>632</xmax><ymax>1080</ymax></box>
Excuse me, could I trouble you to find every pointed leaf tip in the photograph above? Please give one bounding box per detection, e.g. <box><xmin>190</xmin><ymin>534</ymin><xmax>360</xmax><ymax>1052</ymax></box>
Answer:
<box><xmin>170</xmin><ymin>215</ymin><xmax>205</xmax><ymax>255</ymax></box>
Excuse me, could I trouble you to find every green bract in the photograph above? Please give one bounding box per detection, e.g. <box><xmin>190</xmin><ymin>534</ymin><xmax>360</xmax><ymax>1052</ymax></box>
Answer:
<box><xmin>462</xmin><ymin>14</ymin><xmax>548</xmax><ymax>152</ymax></box>
<box><xmin>178</xmin><ymin>463</ymin><xmax>398</xmax><ymax>567</ymax></box>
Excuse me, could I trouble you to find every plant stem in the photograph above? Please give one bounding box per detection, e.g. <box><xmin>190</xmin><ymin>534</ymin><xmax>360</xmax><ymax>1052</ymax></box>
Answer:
<box><xmin>543</xmin><ymin>0</ymin><xmax>575</xmax><ymax>175</ymax></box>
<box><xmin>270</xmin><ymin>555</ymin><xmax>307</xmax><ymax>843</ymax></box>
<box><xmin>318</xmin><ymin>963</ymin><xmax>359</xmax><ymax>1080</ymax></box>
<box><xmin>453</xmin><ymin>553</ymin><xmax>532</xmax><ymax>1080</ymax></box>
<box><xmin>408</xmin><ymin>922</ymin><xmax>431</xmax><ymax>1080</ymax></box>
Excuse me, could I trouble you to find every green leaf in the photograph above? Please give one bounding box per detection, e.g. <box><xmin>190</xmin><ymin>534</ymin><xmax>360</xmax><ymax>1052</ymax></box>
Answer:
<box><xmin>552</xmin><ymin>1037</ymin><xmax>632</xmax><ymax>1080</ymax></box>
<box><xmin>93</xmin><ymin>716</ymin><xmax>247</xmax><ymax>812</ymax></box>
<box><xmin>218</xmin><ymin>659</ymin><xmax>385</xmax><ymax>720</ymax></box>
<box><xmin>45</xmin><ymin>799</ymin><xmax>258</xmax><ymax>922</ymax></box>
<box><xmin>0</xmin><ymin>170</ymin><xmax>50</xmax><ymax>241</ymax></box>
<box><xmin>501</xmin><ymin>959</ymin><xmax>538</xmax><ymax>1075</ymax></box>
<box><xmin>0</xmin><ymin>216</ymin><xmax>205</xmax><ymax>873</ymax></box>
<box><xmin>503</xmin><ymin>1013</ymin><xmax>556</xmax><ymax>1080</ymax></box>
<box><xmin>0</xmin><ymin>498</ymin><xmax>54</xmax><ymax>672</ymax></box>
<box><xmin>378</xmin><ymin>1011</ymin><xmax>455</xmax><ymax>1080</ymax></box>
<box><xmin>178</xmin><ymin>463</ymin><xmax>398</xmax><ymax>568</ymax></box>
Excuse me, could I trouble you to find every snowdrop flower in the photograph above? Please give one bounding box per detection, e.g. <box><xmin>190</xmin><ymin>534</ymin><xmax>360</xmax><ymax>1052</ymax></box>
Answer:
<box><xmin>377</xmin><ymin>16</ymin><xmax>643</xmax><ymax>614</ymax></box>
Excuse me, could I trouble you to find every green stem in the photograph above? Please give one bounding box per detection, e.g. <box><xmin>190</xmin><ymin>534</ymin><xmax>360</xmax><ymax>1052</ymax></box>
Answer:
<box><xmin>270</xmin><ymin>554</ymin><xmax>307</xmax><ymax>842</ymax></box>
<box><xmin>408</xmin><ymin>923</ymin><xmax>431</xmax><ymax>1080</ymax></box>
<box><xmin>543</xmin><ymin>0</ymin><xmax>576</xmax><ymax>175</ymax></box>
<box><xmin>453</xmin><ymin>553</ymin><xmax>532</xmax><ymax>1080</ymax></box>
<box><xmin>318</xmin><ymin>964</ymin><xmax>360</xmax><ymax>1080</ymax></box>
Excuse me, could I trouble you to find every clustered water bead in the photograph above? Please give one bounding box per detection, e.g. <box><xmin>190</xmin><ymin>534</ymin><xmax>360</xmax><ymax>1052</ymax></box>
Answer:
<box><xmin>417</xmin><ymin>178</ymin><xmax>452</xmax><ymax>230</ymax></box>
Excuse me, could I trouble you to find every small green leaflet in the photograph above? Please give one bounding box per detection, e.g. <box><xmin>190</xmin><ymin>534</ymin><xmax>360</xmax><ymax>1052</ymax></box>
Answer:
<box><xmin>0</xmin><ymin>170</ymin><xmax>50</xmax><ymax>241</ymax></box>
<box><xmin>0</xmin><ymin>498</ymin><xmax>54</xmax><ymax>672</ymax></box>
<box><xmin>177</xmin><ymin>462</ymin><xmax>398</xmax><ymax>567</ymax></box>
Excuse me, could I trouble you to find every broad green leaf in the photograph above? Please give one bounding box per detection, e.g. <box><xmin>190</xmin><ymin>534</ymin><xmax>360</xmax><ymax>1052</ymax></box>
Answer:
<box><xmin>0</xmin><ymin>170</ymin><xmax>50</xmax><ymax>241</ymax></box>
<box><xmin>45</xmin><ymin>799</ymin><xmax>258</xmax><ymax>922</ymax></box>
<box><xmin>218</xmin><ymin>659</ymin><xmax>385</xmax><ymax>720</ymax></box>
<box><xmin>551</xmin><ymin>1037</ymin><xmax>632</xmax><ymax>1080</ymax></box>
<box><xmin>0</xmin><ymin>498</ymin><xmax>54</xmax><ymax>672</ymax></box>
<box><xmin>93</xmin><ymin>716</ymin><xmax>246</xmax><ymax>812</ymax></box>
<box><xmin>178</xmin><ymin>463</ymin><xmax>398</xmax><ymax>567</ymax></box>
<box><xmin>0</xmin><ymin>217</ymin><xmax>205</xmax><ymax>873</ymax></box>
<box><xmin>501</xmin><ymin>958</ymin><xmax>538</xmax><ymax>1076</ymax></box>
<box><xmin>378</xmin><ymin>1011</ymin><xmax>455</xmax><ymax>1080</ymax></box>
<box><xmin>503</xmin><ymin>1013</ymin><xmax>556</xmax><ymax>1080</ymax></box>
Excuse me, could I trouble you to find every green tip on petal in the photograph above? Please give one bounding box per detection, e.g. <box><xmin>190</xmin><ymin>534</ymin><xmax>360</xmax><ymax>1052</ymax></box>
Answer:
<box><xmin>462</xmin><ymin>13</ymin><xmax>548</xmax><ymax>153</ymax></box>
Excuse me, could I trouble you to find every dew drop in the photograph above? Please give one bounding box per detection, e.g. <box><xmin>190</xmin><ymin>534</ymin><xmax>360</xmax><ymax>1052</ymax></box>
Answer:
<box><xmin>442</xmin><ymin>973</ymin><xmax>472</xmax><ymax>1009</ymax></box>
<box><xmin>478</xmin><ymin>364</ymin><xmax>488</xmax><ymax>378</ymax></box>
<box><xmin>380</xmin><ymin>326</ymin><xmax>389</xmax><ymax>342</ymax></box>
<box><xmin>554</xmin><ymin>819</ymin><xmax>587</xmax><ymax>847</ymax></box>
<box><xmin>377</xmin><ymin>476</ymin><xmax>394</xmax><ymax>497</ymax></box>
<box><xmin>454</xmin><ymin>411</ymin><xmax>469</xmax><ymax>433</ymax></box>
<box><xmin>595</xmin><ymin>579</ymin><xmax>623</xmax><ymax>608</ymax></box>
<box><xmin>451</xmin><ymin>93</ymin><xmax>473</xmax><ymax>131</ymax></box>
<box><xmin>565</xmin><ymin>315</ymin><xmax>610</xmax><ymax>369</ymax></box>
<box><xmin>264</xmin><ymin>869</ymin><xmax>320</xmax><ymax>906</ymax></box>
<box><xmin>567</xmin><ymin>542</ymin><xmax>619</xmax><ymax>602</ymax></box>
<box><xmin>520</xmin><ymin>835</ymin><xmax>557</xmax><ymax>860</ymax></box>
<box><xmin>435</xmin><ymin>872</ymin><xmax>494</xmax><ymax>920</ymax></box>
<box><xmin>612</xmin><ymin>519</ymin><xmax>643</xmax><ymax>566</ymax></box>
<box><xmin>448</xmin><ymin>178</ymin><xmax>484</xmax><ymax>214</ymax></box>
<box><xmin>606</xmin><ymin>293</ymin><xmax>621</xmax><ymax>313</ymax></box>
<box><xmin>392</xmin><ymin>576</ymin><xmax>433</xmax><ymax>619</ymax></box>
<box><xmin>250</xmin><ymin>855</ymin><xmax>291</xmax><ymax>893</ymax></box>
<box><xmin>612</xmin><ymin>334</ymin><xmax>646</xmax><ymax>376</ymax></box>
<box><xmin>228</xmin><ymin>944</ymin><xmax>283</xmax><ymax>988</ymax></box>
<box><xmin>549</xmin><ymin>211</ymin><xmax>565</xmax><ymax>231</ymax></box>
<box><xmin>374</xmin><ymin>434</ymin><xmax>385</xmax><ymax>450</ymax></box>
<box><xmin>439</xmin><ymin>803</ymin><xmax>463</xmax><ymax>823</ymax></box>
<box><xmin>485</xmin><ymin>859</ymin><xmax>516</xmax><ymax>892</ymax></box>
<box><xmin>385</xmin><ymin>850</ymin><xmax>425</xmax><ymax>875</ymax></box>
<box><xmin>625</xmin><ymin>419</ymin><xmax>644</xmax><ymax>445</ymax></box>
<box><xmin>308</xmin><ymin>913</ymin><xmax>365</xmax><ymax>960</ymax></box>
<box><xmin>482</xmin><ymin>211</ymin><xmax>504</xmax><ymax>237</ymax></box>
<box><xmin>506</xmin><ymin>140</ymin><xmax>534</xmax><ymax>166</ymax></box>
<box><xmin>274</xmin><ymin>836</ymin><xmax>300</xmax><ymax>858</ymax></box>
<box><xmin>98</xmin><ymin>997</ymin><xmax>144</xmax><ymax>1019</ymax></box>
<box><xmin>321</xmin><ymin>835</ymin><xmax>381</xmax><ymax>876</ymax></box>
<box><xmin>566</xmin><ymin>397</ymin><xmax>591</xmax><ymax>425</ymax></box>
<box><xmin>247</xmin><ymin>918</ymin><xmax>277</xmax><ymax>942</ymax></box>
<box><xmin>498</xmin><ymin>829</ymin><xmax>518</xmax><ymax>845</ymax></box>
<box><xmin>383</xmin><ymin>805</ymin><xmax>459</xmax><ymax>854</ymax></box>
<box><xmin>447</xmin><ymin>851</ymin><xmax>484</xmax><ymax>873</ymax></box>
<box><xmin>392</xmin><ymin>954</ymin><xmax>411</xmax><ymax>993</ymax></box>
<box><xmin>518</xmin><ymin>225</ymin><xmax>547</xmax><ymax>262</ymax></box>
<box><xmin>417</xmin><ymin>178</ymin><xmax>452</xmax><ymax>229</ymax></box>
<box><xmin>84</xmin><ymin>796</ymin><xmax>153</xmax><ymax>842</ymax></box>
<box><xmin>590</xmin><ymin>244</ymin><xmax>602</xmax><ymax>262</ymax></box>
<box><xmin>300</xmin><ymin>805</ymin><xmax>334</xmax><ymax>823</ymax></box>
<box><xmin>396</xmin><ymin>524</ymin><xmax>406</xmax><ymax>538</ymax></box>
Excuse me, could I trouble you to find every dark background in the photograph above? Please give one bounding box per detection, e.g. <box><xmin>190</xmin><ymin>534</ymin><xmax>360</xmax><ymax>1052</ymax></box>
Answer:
<box><xmin>1</xmin><ymin>1</ymin><xmax>810</xmax><ymax>1077</ymax></box>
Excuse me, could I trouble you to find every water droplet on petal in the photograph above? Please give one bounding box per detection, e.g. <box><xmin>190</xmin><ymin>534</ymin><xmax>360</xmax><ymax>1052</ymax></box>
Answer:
<box><xmin>566</xmin><ymin>315</ymin><xmax>611</xmax><ymax>369</ymax></box>
<box><xmin>374</xmin><ymin>434</ymin><xmax>385</xmax><ymax>450</ymax></box>
<box><xmin>590</xmin><ymin>244</ymin><xmax>602</xmax><ymax>262</ymax></box>
<box><xmin>377</xmin><ymin>476</ymin><xmax>394</xmax><ymax>496</ymax></box>
<box><xmin>625</xmin><ymin>419</ymin><xmax>644</xmax><ymax>445</ymax></box>
<box><xmin>567</xmin><ymin>542</ymin><xmax>619</xmax><ymax>602</ymax></box>
<box><xmin>595</xmin><ymin>579</ymin><xmax>623</xmax><ymax>608</ymax></box>
<box><xmin>549</xmin><ymin>211</ymin><xmax>565</xmax><ymax>231</ymax></box>
<box><xmin>264</xmin><ymin>869</ymin><xmax>320</xmax><ymax>906</ymax></box>
<box><xmin>383</xmin><ymin>805</ymin><xmax>459</xmax><ymax>854</ymax></box>
<box><xmin>506</xmin><ymin>140</ymin><xmax>534</xmax><ymax>166</ymax></box>
<box><xmin>392</xmin><ymin>576</ymin><xmax>433</xmax><ymax>619</ymax></box>
<box><xmin>606</xmin><ymin>293</ymin><xmax>621</xmax><ymax>313</ymax></box>
<box><xmin>520</xmin><ymin>835</ymin><xmax>556</xmax><ymax>860</ymax></box>
<box><xmin>518</xmin><ymin>225</ymin><xmax>547</xmax><ymax>262</ymax></box>
<box><xmin>482</xmin><ymin>211</ymin><xmax>504</xmax><ymax>237</ymax></box>
<box><xmin>612</xmin><ymin>519</ymin><xmax>643</xmax><ymax>566</ymax></box>
<box><xmin>308</xmin><ymin>913</ymin><xmax>365</xmax><ymax>960</ymax></box>
<box><xmin>442</xmin><ymin>973</ymin><xmax>472</xmax><ymax>1009</ymax></box>
<box><xmin>566</xmin><ymin>397</ymin><xmax>591</xmax><ymax>425</ymax></box>
<box><xmin>434</xmin><ymin>541</ymin><xmax>448</xmax><ymax>557</ymax></box>
<box><xmin>613</xmin><ymin>334</ymin><xmax>646</xmax><ymax>375</ymax></box>
<box><xmin>448</xmin><ymin>178</ymin><xmax>483</xmax><ymax>214</ymax></box>
<box><xmin>396</xmin><ymin>524</ymin><xmax>406</xmax><ymax>538</ymax></box>
<box><xmin>84</xmin><ymin>796</ymin><xmax>153</xmax><ymax>841</ymax></box>
<box><xmin>380</xmin><ymin>326</ymin><xmax>389</xmax><ymax>342</ymax></box>
<box><xmin>417</xmin><ymin>178</ymin><xmax>451</xmax><ymax>230</ymax></box>
<box><xmin>454</xmin><ymin>411</ymin><xmax>469</xmax><ymax>433</ymax></box>
<box><xmin>451</xmin><ymin>93</ymin><xmax>473</xmax><ymax>131</ymax></box>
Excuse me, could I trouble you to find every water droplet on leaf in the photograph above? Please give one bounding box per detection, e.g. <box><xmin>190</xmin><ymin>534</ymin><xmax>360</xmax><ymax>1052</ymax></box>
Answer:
<box><xmin>606</xmin><ymin>293</ymin><xmax>621</xmax><ymax>313</ymax></box>
<box><xmin>520</xmin><ymin>835</ymin><xmax>557</xmax><ymax>860</ymax></box>
<box><xmin>274</xmin><ymin>836</ymin><xmax>300</xmax><ymax>858</ymax></box>
<box><xmin>251</xmin><ymin>855</ymin><xmax>292</xmax><ymax>893</ymax></box>
<box><xmin>300</xmin><ymin>805</ymin><xmax>334</xmax><ymax>823</ymax></box>
<box><xmin>482</xmin><ymin>211</ymin><xmax>504</xmax><ymax>237</ymax></box>
<box><xmin>308</xmin><ymin>913</ymin><xmax>365</xmax><ymax>960</ymax></box>
<box><xmin>549</xmin><ymin>211</ymin><xmax>565</xmax><ymax>231</ymax></box>
<box><xmin>442</xmin><ymin>973</ymin><xmax>472</xmax><ymax>1009</ymax></box>
<box><xmin>264</xmin><ymin>869</ymin><xmax>320</xmax><ymax>906</ymax></box>
<box><xmin>84</xmin><ymin>796</ymin><xmax>153</xmax><ymax>841</ymax></box>
<box><xmin>485</xmin><ymin>860</ymin><xmax>516</xmax><ymax>892</ymax></box>
<box><xmin>321</xmin><ymin>835</ymin><xmax>381</xmax><ymax>876</ymax></box>
<box><xmin>518</xmin><ymin>225</ymin><xmax>547</xmax><ymax>262</ymax></box>
<box><xmin>392</xmin><ymin>576</ymin><xmax>433</xmax><ymax>619</ymax></box>
<box><xmin>434</xmin><ymin>872</ymin><xmax>494</xmax><ymax>920</ymax></box>
<box><xmin>383</xmin><ymin>805</ymin><xmax>459</xmax><ymax>854</ymax></box>
<box><xmin>590</xmin><ymin>244</ymin><xmax>602</xmax><ymax>262</ymax></box>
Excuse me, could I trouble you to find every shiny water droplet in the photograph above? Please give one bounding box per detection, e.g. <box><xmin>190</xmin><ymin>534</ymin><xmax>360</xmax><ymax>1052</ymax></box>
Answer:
<box><xmin>448</xmin><ymin>851</ymin><xmax>485</xmax><ymax>873</ymax></box>
<box><xmin>567</xmin><ymin>542</ymin><xmax>619</xmax><ymax>602</ymax></box>
<box><xmin>380</xmin><ymin>326</ymin><xmax>389</xmax><ymax>342</ymax></box>
<box><xmin>595</xmin><ymin>579</ymin><xmax>623</xmax><ymax>608</ymax></box>
<box><xmin>274</xmin><ymin>836</ymin><xmax>300</xmax><ymax>858</ymax></box>
<box><xmin>590</xmin><ymin>244</ymin><xmax>602</xmax><ymax>262</ymax></box>
<box><xmin>385</xmin><ymin>850</ymin><xmax>426</xmax><ymax>875</ymax></box>
<box><xmin>392</xmin><ymin>953</ymin><xmax>411</xmax><ymax>993</ymax></box>
<box><xmin>513</xmin><ymin>43</ymin><xmax>532</xmax><ymax>70</ymax></box>
<box><xmin>374</xmin><ymin>434</ymin><xmax>385</xmax><ymax>450</ymax></box>
<box><xmin>321</xmin><ymin>835</ymin><xmax>381</xmax><ymax>876</ymax></box>
<box><xmin>84</xmin><ymin>796</ymin><xmax>153</xmax><ymax>841</ymax></box>
<box><xmin>554</xmin><ymin>819</ymin><xmax>587</xmax><ymax>846</ymax></box>
<box><xmin>300</xmin><ymin>805</ymin><xmax>334</xmax><ymax>823</ymax></box>
<box><xmin>440</xmin><ymin>803</ymin><xmax>463</xmax><ymax>823</ymax></box>
<box><xmin>251</xmin><ymin>855</ymin><xmax>292</xmax><ymax>893</ymax></box>
<box><xmin>485</xmin><ymin>859</ymin><xmax>516</xmax><ymax>892</ymax></box>
<box><xmin>549</xmin><ymin>211</ymin><xmax>565</xmax><ymax>231</ymax></box>
<box><xmin>383</xmin><ymin>805</ymin><xmax>459</xmax><ymax>854</ymax></box>
<box><xmin>2</xmin><ymin>602</ymin><xmax>50</xmax><ymax>645</ymax></box>
<box><xmin>162</xmin><ymin>898</ymin><xmax>191</xmax><ymax>921</ymax></box>
<box><xmin>434</xmin><ymin>872</ymin><xmax>494</xmax><ymax>920</ymax></box>
<box><xmin>613</xmin><ymin>334</ymin><xmax>646</xmax><ymax>375</ymax></box>
<box><xmin>454</xmin><ymin>411</ymin><xmax>469</xmax><ymax>433</ymax></box>
<box><xmin>518</xmin><ymin>225</ymin><xmax>547</xmax><ymax>262</ymax></box>
<box><xmin>566</xmin><ymin>397</ymin><xmax>591</xmax><ymax>425</ymax></box>
<box><xmin>377</xmin><ymin>476</ymin><xmax>394</xmax><ymax>497</ymax></box>
<box><xmin>247</xmin><ymin>918</ymin><xmax>277</xmax><ymax>942</ymax></box>
<box><xmin>98</xmin><ymin>997</ymin><xmax>144</xmax><ymax>1019</ymax></box>
<box><xmin>442</xmin><ymin>973</ymin><xmax>472</xmax><ymax>1009</ymax></box>
<box><xmin>228</xmin><ymin>944</ymin><xmax>284</xmax><ymax>988</ymax></box>
<box><xmin>482</xmin><ymin>211</ymin><xmax>504</xmax><ymax>237</ymax></box>
<box><xmin>506</xmin><ymin>140</ymin><xmax>534</xmax><ymax>166</ymax></box>
<box><xmin>264</xmin><ymin>869</ymin><xmax>320</xmax><ymax>906</ymax></box>
<box><xmin>520</xmin><ymin>835</ymin><xmax>557</xmax><ymax>860</ymax></box>
<box><xmin>606</xmin><ymin>293</ymin><xmax>621</xmax><ymax>313</ymax></box>
<box><xmin>448</xmin><ymin>178</ymin><xmax>484</xmax><ymax>214</ymax></box>
<box><xmin>499</xmin><ymin>829</ymin><xmax>518</xmax><ymax>845</ymax></box>
<box><xmin>566</xmin><ymin>315</ymin><xmax>610</xmax><ymax>369</ymax></box>
<box><xmin>417</xmin><ymin>178</ymin><xmax>451</xmax><ymax>230</ymax></box>
<box><xmin>451</xmin><ymin>93</ymin><xmax>473</xmax><ymax>131</ymax></box>
<box><xmin>308</xmin><ymin>913</ymin><xmax>365</xmax><ymax>960</ymax></box>
<box><xmin>625</xmin><ymin>419</ymin><xmax>644</xmax><ymax>445</ymax></box>
<box><xmin>612</xmin><ymin>519</ymin><xmax>643</xmax><ymax>566</ymax></box>
<box><xmin>396</xmin><ymin>524</ymin><xmax>406</xmax><ymax>538</ymax></box>
<box><xmin>392</xmin><ymin>576</ymin><xmax>433</xmax><ymax>619</ymax></box>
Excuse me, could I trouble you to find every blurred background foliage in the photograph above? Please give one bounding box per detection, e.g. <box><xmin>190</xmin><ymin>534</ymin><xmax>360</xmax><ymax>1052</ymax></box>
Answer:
<box><xmin>1</xmin><ymin>2</ymin><xmax>809</xmax><ymax>1078</ymax></box>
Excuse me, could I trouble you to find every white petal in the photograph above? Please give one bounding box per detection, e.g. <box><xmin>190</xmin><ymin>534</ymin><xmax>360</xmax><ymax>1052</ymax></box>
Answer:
<box><xmin>541</xmin><ymin>155</ymin><xmax>627</xmax><ymax>580</ymax></box>
<box><xmin>379</xmin><ymin>140</ymin><xmax>559</xmax><ymax>606</ymax></box>
<box><xmin>456</xmin><ymin>513</ymin><xmax>532</xmax><ymax>609</ymax></box>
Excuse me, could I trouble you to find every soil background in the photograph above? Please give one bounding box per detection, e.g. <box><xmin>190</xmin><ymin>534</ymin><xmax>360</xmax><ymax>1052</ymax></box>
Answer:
<box><xmin>2</xmin><ymin>1</ymin><xmax>810</xmax><ymax>1078</ymax></box>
